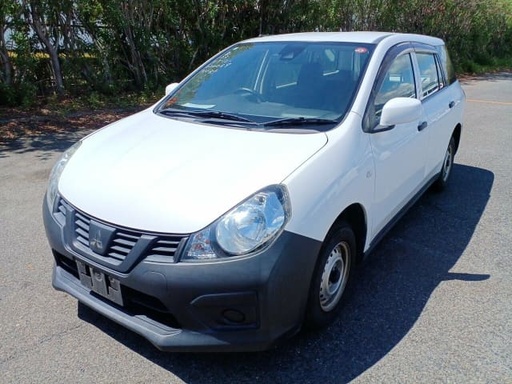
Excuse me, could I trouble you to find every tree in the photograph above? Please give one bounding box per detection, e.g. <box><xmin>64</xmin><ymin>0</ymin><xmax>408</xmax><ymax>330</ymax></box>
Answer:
<box><xmin>21</xmin><ymin>0</ymin><xmax>66</xmax><ymax>94</ymax></box>
<box><xmin>0</xmin><ymin>1</ymin><xmax>17</xmax><ymax>86</ymax></box>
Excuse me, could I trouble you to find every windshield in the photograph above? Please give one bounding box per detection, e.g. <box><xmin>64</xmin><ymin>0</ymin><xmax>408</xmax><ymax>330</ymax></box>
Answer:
<box><xmin>157</xmin><ymin>41</ymin><xmax>374</xmax><ymax>130</ymax></box>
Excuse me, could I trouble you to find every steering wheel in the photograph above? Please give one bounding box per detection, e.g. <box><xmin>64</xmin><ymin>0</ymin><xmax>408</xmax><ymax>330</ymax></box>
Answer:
<box><xmin>234</xmin><ymin>88</ymin><xmax>265</xmax><ymax>103</ymax></box>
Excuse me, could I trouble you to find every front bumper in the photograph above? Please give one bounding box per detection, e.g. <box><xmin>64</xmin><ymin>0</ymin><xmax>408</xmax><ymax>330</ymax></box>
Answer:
<box><xmin>43</xmin><ymin>196</ymin><xmax>321</xmax><ymax>352</ymax></box>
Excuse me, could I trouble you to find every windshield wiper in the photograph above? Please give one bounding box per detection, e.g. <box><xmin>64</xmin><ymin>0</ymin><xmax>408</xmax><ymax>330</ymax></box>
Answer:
<box><xmin>264</xmin><ymin>117</ymin><xmax>338</xmax><ymax>127</ymax></box>
<box><xmin>160</xmin><ymin>108</ymin><xmax>254</xmax><ymax>123</ymax></box>
<box><xmin>187</xmin><ymin>110</ymin><xmax>256</xmax><ymax>122</ymax></box>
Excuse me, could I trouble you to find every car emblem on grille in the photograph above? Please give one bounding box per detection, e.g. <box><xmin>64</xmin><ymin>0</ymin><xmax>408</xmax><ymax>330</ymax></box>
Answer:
<box><xmin>90</xmin><ymin>230</ymin><xmax>104</xmax><ymax>252</ymax></box>
<box><xmin>87</xmin><ymin>220</ymin><xmax>115</xmax><ymax>256</ymax></box>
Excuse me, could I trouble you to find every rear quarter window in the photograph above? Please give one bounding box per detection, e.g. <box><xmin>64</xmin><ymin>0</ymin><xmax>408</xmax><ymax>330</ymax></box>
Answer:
<box><xmin>436</xmin><ymin>45</ymin><xmax>457</xmax><ymax>85</ymax></box>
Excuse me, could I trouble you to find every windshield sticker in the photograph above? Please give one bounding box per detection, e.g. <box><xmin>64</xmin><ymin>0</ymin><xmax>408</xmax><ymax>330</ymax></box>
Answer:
<box><xmin>182</xmin><ymin>103</ymin><xmax>216</xmax><ymax>109</ymax></box>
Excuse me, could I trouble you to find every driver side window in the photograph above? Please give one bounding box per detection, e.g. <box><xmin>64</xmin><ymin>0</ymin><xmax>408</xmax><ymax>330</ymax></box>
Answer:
<box><xmin>366</xmin><ymin>53</ymin><xmax>416</xmax><ymax>129</ymax></box>
<box><xmin>375</xmin><ymin>54</ymin><xmax>416</xmax><ymax>116</ymax></box>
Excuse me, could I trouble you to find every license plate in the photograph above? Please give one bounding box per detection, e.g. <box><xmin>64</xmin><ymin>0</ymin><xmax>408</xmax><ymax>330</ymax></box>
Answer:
<box><xmin>76</xmin><ymin>260</ymin><xmax>124</xmax><ymax>306</ymax></box>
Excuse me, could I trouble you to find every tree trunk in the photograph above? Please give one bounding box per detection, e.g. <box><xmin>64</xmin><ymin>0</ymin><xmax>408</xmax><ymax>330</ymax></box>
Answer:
<box><xmin>24</xmin><ymin>1</ymin><xmax>65</xmax><ymax>95</ymax></box>
<box><xmin>0</xmin><ymin>44</ymin><xmax>13</xmax><ymax>85</ymax></box>
<box><xmin>0</xmin><ymin>23</ymin><xmax>13</xmax><ymax>85</ymax></box>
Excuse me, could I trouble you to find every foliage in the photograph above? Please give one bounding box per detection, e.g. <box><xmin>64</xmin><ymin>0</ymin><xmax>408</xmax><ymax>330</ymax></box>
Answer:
<box><xmin>0</xmin><ymin>0</ymin><xmax>511</xmax><ymax>106</ymax></box>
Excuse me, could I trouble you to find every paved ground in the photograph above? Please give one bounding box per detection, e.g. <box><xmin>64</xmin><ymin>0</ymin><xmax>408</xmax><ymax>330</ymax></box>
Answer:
<box><xmin>1</xmin><ymin>74</ymin><xmax>511</xmax><ymax>383</ymax></box>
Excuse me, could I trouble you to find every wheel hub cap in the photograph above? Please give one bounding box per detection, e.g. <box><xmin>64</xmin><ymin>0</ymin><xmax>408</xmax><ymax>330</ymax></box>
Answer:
<box><xmin>319</xmin><ymin>242</ymin><xmax>350</xmax><ymax>312</ymax></box>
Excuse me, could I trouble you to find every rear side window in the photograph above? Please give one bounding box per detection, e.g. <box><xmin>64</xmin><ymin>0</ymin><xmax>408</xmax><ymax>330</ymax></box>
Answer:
<box><xmin>416</xmin><ymin>52</ymin><xmax>444</xmax><ymax>98</ymax></box>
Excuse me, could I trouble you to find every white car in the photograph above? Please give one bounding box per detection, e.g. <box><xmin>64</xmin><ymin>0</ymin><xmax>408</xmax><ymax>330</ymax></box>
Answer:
<box><xmin>43</xmin><ymin>31</ymin><xmax>465</xmax><ymax>352</ymax></box>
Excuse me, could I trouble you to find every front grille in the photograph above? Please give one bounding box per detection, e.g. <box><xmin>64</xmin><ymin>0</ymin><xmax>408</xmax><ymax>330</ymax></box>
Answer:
<box><xmin>58</xmin><ymin>198</ymin><xmax>71</xmax><ymax>216</ymax></box>
<box><xmin>56</xmin><ymin>197</ymin><xmax>187</xmax><ymax>268</ymax></box>
<box><xmin>75</xmin><ymin>211</ymin><xmax>91</xmax><ymax>247</ymax></box>
<box><xmin>54</xmin><ymin>198</ymin><xmax>72</xmax><ymax>225</ymax></box>
<box><xmin>147</xmin><ymin>238</ymin><xmax>182</xmax><ymax>258</ymax></box>
<box><xmin>74</xmin><ymin>211</ymin><xmax>139</xmax><ymax>263</ymax></box>
<box><xmin>110</xmin><ymin>232</ymin><xmax>139</xmax><ymax>259</ymax></box>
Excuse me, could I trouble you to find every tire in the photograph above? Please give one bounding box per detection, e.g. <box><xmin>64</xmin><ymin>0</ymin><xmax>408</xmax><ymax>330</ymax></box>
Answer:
<box><xmin>304</xmin><ymin>222</ymin><xmax>356</xmax><ymax>329</ymax></box>
<box><xmin>432</xmin><ymin>136</ymin><xmax>455</xmax><ymax>192</ymax></box>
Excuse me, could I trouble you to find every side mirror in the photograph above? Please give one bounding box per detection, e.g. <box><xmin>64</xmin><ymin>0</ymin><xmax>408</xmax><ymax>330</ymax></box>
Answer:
<box><xmin>165</xmin><ymin>83</ymin><xmax>179</xmax><ymax>96</ymax></box>
<box><xmin>379</xmin><ymin>97</ymin><xmax>422</xmax><ymax>129</ymax></box>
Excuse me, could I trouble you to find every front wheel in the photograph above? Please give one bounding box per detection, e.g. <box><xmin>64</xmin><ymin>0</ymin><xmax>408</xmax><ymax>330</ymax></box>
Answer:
<box><xmin>304</xmin><ymin>222</ymin><xmax>356</xmax><ymax>329</ymax></box>
<box><xmin>432</xmin><ymin>136</ymin><xmax>455</xmax><ymax>192</ymax></box>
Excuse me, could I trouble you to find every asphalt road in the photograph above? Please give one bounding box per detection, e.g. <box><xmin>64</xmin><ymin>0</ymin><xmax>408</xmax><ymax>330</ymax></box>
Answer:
<box><xmin>1</xmin><ymin>74</ymin><xmax>511</xmax><ymax>383</ymax></box>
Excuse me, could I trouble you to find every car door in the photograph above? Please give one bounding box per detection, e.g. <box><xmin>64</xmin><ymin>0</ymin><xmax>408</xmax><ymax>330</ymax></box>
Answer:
<box><xmin>364</xmin><ymin>45</ymin><xmax>428</xmax><ymax>238</ymax></box>
<box><xmin>413</xmin><ymin>46</ymin><xmax>461</xmax><ymax>179</ymax></box>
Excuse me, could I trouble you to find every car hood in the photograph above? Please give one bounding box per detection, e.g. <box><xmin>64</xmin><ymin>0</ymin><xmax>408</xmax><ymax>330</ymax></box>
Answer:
<box><xmin>59</xmin><ymin>110</ymin><xmax>327</xmax><ymax>233</ymax></box>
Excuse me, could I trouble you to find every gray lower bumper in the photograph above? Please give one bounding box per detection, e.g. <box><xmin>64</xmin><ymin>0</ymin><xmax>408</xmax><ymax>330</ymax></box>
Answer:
<box><xmin>44</xmin><ymin>198</ymin><xmax>322</xmax><ymax>352</ymax></box>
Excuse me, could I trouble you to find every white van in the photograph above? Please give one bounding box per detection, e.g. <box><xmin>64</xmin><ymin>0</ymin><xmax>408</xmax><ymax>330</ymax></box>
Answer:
<box><xmin>43</xmin><ymin>32</ymin><xmax>465</xmax><ymax>351</ymax></box>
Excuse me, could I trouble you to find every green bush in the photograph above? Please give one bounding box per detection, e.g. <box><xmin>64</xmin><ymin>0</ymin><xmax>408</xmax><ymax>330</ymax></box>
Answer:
<box><xmin>0</xmin><ymin>81</ymin><xmax>38</xmax><ymax>107</ymax></box>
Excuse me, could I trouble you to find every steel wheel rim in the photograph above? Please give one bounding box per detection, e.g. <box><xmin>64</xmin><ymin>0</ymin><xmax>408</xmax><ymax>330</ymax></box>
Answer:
<box><xmin>319</xmin><ymin>241</ymin><xmax>350</xmax><ymax>312</ymax></box>
<box><xmin>442</xmin><ymin>144</ymin><xmax>453</xmax><ymax>182</ymax></box>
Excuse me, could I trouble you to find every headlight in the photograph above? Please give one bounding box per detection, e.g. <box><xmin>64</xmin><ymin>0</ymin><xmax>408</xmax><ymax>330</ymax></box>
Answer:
<box><xmin>182</xmin><ymin>185</ymin><xmax>291</xmax><ymax>261</ymax></box>
<box><xmin>46</xmin><ymin>141</ymin><xmax>82</xmax><ymax>209</ymax></box>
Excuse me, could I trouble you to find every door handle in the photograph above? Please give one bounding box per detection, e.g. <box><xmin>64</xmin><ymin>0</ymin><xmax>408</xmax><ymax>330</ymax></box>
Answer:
<box><xmin>418</xmin><ymin>121</ymin><xmax>428</xmax><ymax>131</ymax></box>
<box><xmin>449</xmin><ymin>101</ymin><xmax>455</xmax><ymax>108</ymax></box>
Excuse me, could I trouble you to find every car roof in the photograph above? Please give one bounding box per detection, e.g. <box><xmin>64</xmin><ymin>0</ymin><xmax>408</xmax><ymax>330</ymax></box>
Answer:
<box><xmin>244</xmin><ymin>31</ymin><xmax>444</xmax><ymax>46</ymax></box>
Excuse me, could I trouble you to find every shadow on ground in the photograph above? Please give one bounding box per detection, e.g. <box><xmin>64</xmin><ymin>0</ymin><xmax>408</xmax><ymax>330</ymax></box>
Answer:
<box><xmin>0</xmin><ymin>130</ymin><xmax>91</xmax><ymax>161</ymax></box>
<box><xmin>78</xmin><ymin>163</ymin><xmax>493</xmax><ymax>384</ymax></box>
